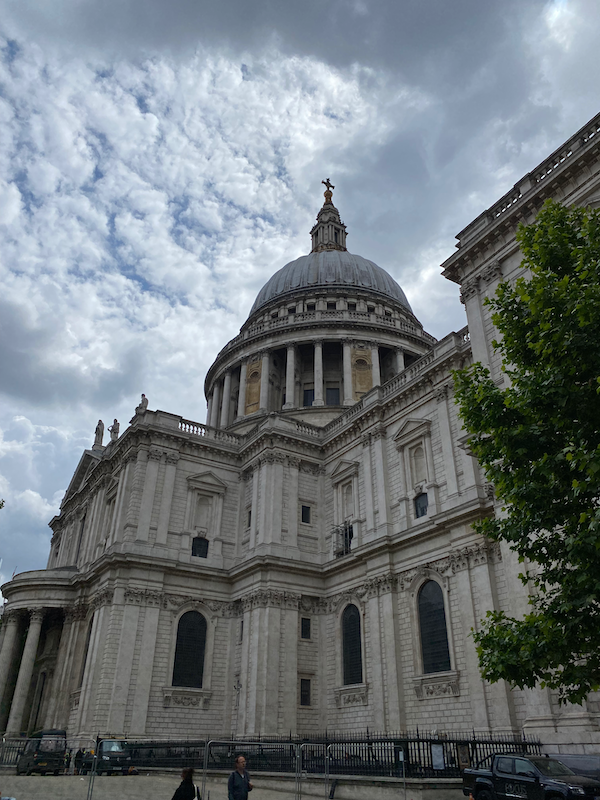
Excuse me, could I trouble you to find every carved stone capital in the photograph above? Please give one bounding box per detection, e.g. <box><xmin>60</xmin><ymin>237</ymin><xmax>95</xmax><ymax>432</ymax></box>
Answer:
<box><xmin>125</xmin><ymin>588</ymin><xmax>164</xmax><ymax>607</ymax></box>
<box><xmin>89</xmin><ymin>588</ymin><xmax>114</xmax><ymax>610</ymax></box>
<box><xmin>241</xmin><ymin>590</ymin><xmax>301</xmax><ymax>611</ymax></box>
<box><xmin>459</xmin><ymin>276</ymin><xmax>479</xmax><ymax>304</ymax></box>
<box><xmin>148</xmin><ymin>448</ymin><xmax>163</xmax><ymax>462</ymax></box>
<box><xmin>29</xmin><ymin>608</ymin><xmax>45</xmax><ymax>625</ymax></box>
<box><xmin>165</xmin><ymin>452</ymin><xmax>180</xmax><ymax>465</ymax></box>
<box><xmin>481</xmin><ymin>259</ymin><xmax>502</xmax><ymax>285</ymax></box>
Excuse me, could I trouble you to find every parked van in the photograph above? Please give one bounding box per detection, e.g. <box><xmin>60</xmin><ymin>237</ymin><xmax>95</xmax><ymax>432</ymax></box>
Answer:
<box><xmin>16</xmin><ymin>729</ymin><xmax>67</xmax><ymax>776</ymax></box>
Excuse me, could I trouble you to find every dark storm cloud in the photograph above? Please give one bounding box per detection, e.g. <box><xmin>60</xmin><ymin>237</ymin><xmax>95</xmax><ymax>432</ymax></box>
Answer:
<box><xmin>0</xmin><ymin>299</ymin><xmax>146</xmax><ymax>408</ymax></box>
<box><xmin>3</xmin><ymin>0</ymin><xmax>544</xmax><ymax>87</ymax></box>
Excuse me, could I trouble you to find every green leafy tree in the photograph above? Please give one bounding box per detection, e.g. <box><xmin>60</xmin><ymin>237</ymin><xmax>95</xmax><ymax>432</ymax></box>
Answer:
<box><xmin>453</xmin><ymin>199</ymin><xmax>600</xmax><ymax>704</ymax></box>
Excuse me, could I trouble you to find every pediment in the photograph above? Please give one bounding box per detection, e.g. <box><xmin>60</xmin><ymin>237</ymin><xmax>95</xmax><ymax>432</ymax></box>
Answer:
<box><xmin>330</xmin><ymin>460</ymin><xmax>359</xmax><ymax>484</ymax></box>
<box><xmin>186</xmin><ymin>471</ymin><xmax>227</xmax><ymax>494</ymax></box>
<box><xmin>61</xmin><ymin>450</ymin><xmax>102</xmax><ymax>506</ymax></box>
<box><xmin>393</xmin><ymin>418</ymin><xmax>431</xmax><ymax>448</ymax></box>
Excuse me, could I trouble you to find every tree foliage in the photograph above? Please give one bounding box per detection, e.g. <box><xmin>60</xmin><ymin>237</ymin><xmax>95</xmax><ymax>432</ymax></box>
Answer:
<box><xmin>453</xmin><ymin>199</ymin><xmax>600</xmax><ymax>704</ymax></box>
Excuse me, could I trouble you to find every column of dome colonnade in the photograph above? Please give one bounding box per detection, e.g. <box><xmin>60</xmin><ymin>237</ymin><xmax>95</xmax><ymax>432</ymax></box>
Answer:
<box><xmin>205</xmin><ymin>340</ymin><xmax>410</xmax><ymax>428</ymax></box>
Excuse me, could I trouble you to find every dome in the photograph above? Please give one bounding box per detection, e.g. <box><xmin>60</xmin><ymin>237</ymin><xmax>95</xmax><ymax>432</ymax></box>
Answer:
<box><xmin>250</xmin><ymin>250</ymin><xmax>413</xmax><ymax>316</ymax></box>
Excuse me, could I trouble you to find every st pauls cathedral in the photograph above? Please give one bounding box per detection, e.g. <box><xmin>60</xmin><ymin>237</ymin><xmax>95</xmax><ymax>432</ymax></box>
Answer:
<box><xmin>1</xmin><ymin>113</ymin><xmax>600</xmax><ymax>751</ymax></box>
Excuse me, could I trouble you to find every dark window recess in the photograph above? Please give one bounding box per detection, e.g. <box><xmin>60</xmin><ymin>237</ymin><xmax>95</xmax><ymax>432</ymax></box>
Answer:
<box><xmin>347</xmin><ymin>302</ymin><xmax>356</xmax><ymax>311</ymax></box>
<box><xmin>342</xmin><ymin>604</ymin><xmax>363</xmax><ymax>685</ymax></box>
<box><xmin>418</xmin><ymin>581</ymin><xmax>451</xmax><ymax>674</ymax></box>
<box><xmin>301</xmin><ymin>505</ymin><xmax>311</xmax><ymax>524</ymax></box>
<box><xmin>247</xmin><ymin>509</ymin><xmax>252</xmax><ymax>528</ymax></box>
<box><xmin>326</xmin><ymin>387</ymin><xmax>340</xmax><ymax>406</ymax></box>
<box><xmin>303</xmin><ymin>389</ymin><xmax>315</xmax><ymax>407</ymax></box>
<box><xmin>367</xmin><ymin>305</ymin><xmax>375</xmax><ymax>312</ymax></box>
<box><xmin>327</xmin><ymin>302</ymin><xmax>337</xmax><ymax>310</ymax></box>
<box><xmin>271</xmin><ymin>311</ymin><xmax>278</xmax><ymax>318</ymax></box>
<box><xmin>288</xmin><ymin>306</ymin><xmax>296</xmax><ymax>315</ymax></box>
<box><xmin>172</xmin><ymin>611</ymin><xmax>207</xmax><ymax>688</ymax></box>
<box><xmin>414</xmin><ymin>492</ymin><xmax>428</xmax><ymax>518</ymax></box>
<box><xmin>192</xmin><ymin>536</ymin><xmax>209</xmax><ymax>558</ymax></box>
<box><xmin>300</xmin><ymin>678</ymin><xmax>311</xmax><ymax>706</ymax></box>
<box><xmin>334</xmin><ymin>230</ymin><xmax>339</xmax><ymax>243</ymax></box>
<box><xmin>384</xmin><ymin>309</ymin><xmax>392</xmax><ymax>317</ymax></box>
<box><xmin>301</xmin><ymin>617</ymin><xmax>311</xmax><ymax>639</ymax></box>
<box><xmin>306</xmin><ymin>303</ymin><xmax>316</xmax><ymax>311</ymax></box>
<box><xmin>240</xmin><ymin>619</ymin><xmax>244</xmax><ymax>642</ymax></box>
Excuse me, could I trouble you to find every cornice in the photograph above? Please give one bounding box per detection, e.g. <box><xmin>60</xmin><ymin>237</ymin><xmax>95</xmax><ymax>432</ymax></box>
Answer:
<box><xmin>442</xmin><ymin>113</ymin><xmax>600</xmax><ymax>284</ymax></box>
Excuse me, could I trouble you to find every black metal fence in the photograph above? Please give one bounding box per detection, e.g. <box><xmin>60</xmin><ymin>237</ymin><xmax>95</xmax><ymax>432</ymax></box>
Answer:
<box><xmin>50</xmin><ymin>730</ymin><xmax>540</xmax><ymax>779</ymax></box>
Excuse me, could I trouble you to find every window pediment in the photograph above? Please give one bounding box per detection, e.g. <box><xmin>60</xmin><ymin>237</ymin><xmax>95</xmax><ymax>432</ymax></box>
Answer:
<box><xmin>331</xmin><ymin>460</ymin><xmax>359</xmax><ymax>485</ymax></box>
<box><xmin>186</xmin><ymin>471</ymin><xmax>226</xmax><ymax>495</ymax></box>
<box><xmin>393</xmin><ymin>418</ymin><xmax>431</xmax><ymax>449</ymax></box>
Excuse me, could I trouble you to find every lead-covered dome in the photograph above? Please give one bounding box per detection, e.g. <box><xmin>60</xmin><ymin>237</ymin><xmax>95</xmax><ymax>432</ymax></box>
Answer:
<box><xmin>250</xmin><ymin>250</ymin><xmax>413</xmax><ymax>315</ymax></box>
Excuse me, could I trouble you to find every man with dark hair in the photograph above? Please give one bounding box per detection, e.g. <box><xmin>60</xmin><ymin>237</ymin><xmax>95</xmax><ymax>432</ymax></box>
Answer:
<box><xmin>228</xmin><ymin>755</ymin><xmax>253</xmax><ymax>800</ymax></box>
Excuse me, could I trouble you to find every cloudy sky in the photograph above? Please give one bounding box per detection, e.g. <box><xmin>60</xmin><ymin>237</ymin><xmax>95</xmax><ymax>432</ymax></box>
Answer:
<box><xmin>0</xmin><ymin>0</ymin><xmax>599</xmax><ymax>590</ymax></box>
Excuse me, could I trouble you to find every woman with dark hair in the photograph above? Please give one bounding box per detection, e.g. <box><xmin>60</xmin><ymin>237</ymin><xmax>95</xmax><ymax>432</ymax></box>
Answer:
<box><xmin>171</xmin><ymin>767</ymin><xmax>198</xmax><ymax>800</ymax></box>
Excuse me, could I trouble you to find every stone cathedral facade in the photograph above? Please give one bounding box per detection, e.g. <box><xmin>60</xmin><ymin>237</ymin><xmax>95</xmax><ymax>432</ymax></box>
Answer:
<box><xmin>1</xmin><ymin>115</ymin><xmax>600</xmax><ymax>750</ymax></box>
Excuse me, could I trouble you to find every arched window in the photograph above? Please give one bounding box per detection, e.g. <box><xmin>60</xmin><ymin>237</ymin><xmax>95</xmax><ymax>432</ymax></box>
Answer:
<box><xmin>418</xmin><ymin>581</ymin><xmax>451</xmax><ymax>674</ymax></box>
<box><xmin>342</xmin><ymin>604</ymin><xmax>363</xmax><ymax>685</ymax></box>
<box><xmin>172</xmin><ymin>611</ymin><xmax>207</xmax><ymax>688</ymax></box>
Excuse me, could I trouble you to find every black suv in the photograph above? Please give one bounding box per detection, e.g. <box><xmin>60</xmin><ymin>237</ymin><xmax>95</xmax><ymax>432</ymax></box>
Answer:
<box><xmin>16</xmin><ymin>729</ymin><xmax>67</xmax><ymax>776</ymax></box>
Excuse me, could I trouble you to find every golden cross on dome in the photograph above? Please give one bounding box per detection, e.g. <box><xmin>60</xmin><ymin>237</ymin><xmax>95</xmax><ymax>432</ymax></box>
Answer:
<box><xmin>322</xmin><ymin>178</ymin><xmax>334</xmax><ymax>192</ymax></box>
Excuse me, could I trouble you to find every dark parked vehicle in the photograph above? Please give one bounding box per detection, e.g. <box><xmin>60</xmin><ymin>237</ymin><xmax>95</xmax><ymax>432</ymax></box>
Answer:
<box><xmin>547</xmin><ymin>755</ymin><xmax>600</xmax><ymax>782</ymax></box>
<box><xmin>16</xmin><ymin>729</ymin><xmax>67</xmax><ymax>776</ymax></box>
<box><xmin>463</xmin><ymin>753</ymin><xmax>600</xmax><ymax>799</ymax></box>
<box><xmin>81</xmin><ymin>739</ymin><xmax>132</xmax><ymax>775</ymax></box>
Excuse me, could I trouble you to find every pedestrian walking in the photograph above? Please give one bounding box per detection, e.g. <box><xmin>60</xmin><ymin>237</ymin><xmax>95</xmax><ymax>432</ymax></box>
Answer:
<box><xmin>170</xmin><ymin>767</ymin><xmax>199</xmax><ymax>800</ymax></box>
<box><xmin>228</xmin><ymin>755</ymin><xmax>253</xmax><ymax>800</ymax></box>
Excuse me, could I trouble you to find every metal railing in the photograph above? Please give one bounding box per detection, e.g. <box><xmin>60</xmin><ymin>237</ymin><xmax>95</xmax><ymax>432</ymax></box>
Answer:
<box><xmin>1</xmin><ymin>730</ymin><xmax>541</xmax><ymax>800</ymax></box>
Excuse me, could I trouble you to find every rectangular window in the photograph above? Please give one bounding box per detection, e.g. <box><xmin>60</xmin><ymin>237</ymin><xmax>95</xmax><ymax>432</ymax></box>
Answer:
<box><xmin>246</xmin><ymin>508</ymin><xmax>252</xmax><ymax>528</ymax></box>
<box><xmin>306</xmin><ymin>303</ymin><xmax>316</xmax><ymax>311</ymax></box>
<box><xmin>326</xmin><ymin>387</ymin><xmax>340</xmax><ymax>405</ymax></box>
<box><xmin>271</xmin><ymin>311</ymin><xmax>279</xmax><ymax>318</ymax></box>
<box><xmin>384</xmin><ymin>309</ymin><xmax>392</xmax><ymax>317</ymax></box>
<box><xmin>327</xmin><ymin>301</ymin><xmax>337</xmax><ymax>310</ymax></box>
<box><xmin>288</xmin><ymin>306</ymin><xmax>296</xmax><ymax>315</ymax></box>
<box><xmin>301</xmin><ymin>617</ymin><xmax>311</xmax><ymax>639</ymax></box>
<box><xmin>303</xmin><ymin>388</ymin><xmax>314</xmax><ymax>407</ymax></box>
<box><xmin>347</xmin><ymin>302</ymin><xmax>356</xmax><ymax>311</ymax></box>
<box><xmin>414</xmin><ymin>492</ymin><xmax>428</xmax><ymax>518</ymax></box>
<box><xmin>239</xmin><ymin>620</ymin><xmax>244</xmax><ymax>642</ymax></box>
<box><xmin>367</xmin><ymin>305</ymin><xmax>375</xmax><ymax>313</ymax></box>
<box><xmin>301</xmin><ymin>505</ymin><xmax>311</xmax><ymax>524</ymax></box>
<box><xmin>300</xmin><ymin>678</ymin><xmax>311</xmax><ymax>706</ymax></box>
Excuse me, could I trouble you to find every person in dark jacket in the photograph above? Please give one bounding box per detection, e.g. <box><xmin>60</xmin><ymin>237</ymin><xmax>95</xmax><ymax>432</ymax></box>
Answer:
<box><xmin>171</xmin><ymin>767</ymin><xmax>197</xmax><ymax>800</ymax></box>
<box><xmin>228</xmin><ymin>756</ymin><xmax>253</xmax><ymax>800</ymax></box>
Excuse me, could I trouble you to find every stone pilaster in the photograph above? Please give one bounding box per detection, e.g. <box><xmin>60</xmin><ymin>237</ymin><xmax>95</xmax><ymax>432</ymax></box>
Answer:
<box><xmin>156</xmin><ymin>452</ymin><xmax>179</xmax><ymax>545</ymax></box>
<box><xmin>136</xmin><ymin>448</ymin><xmax>162</xmax><ymax>542</ymax></box>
